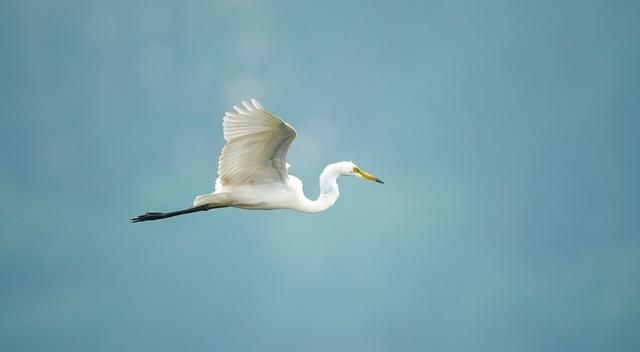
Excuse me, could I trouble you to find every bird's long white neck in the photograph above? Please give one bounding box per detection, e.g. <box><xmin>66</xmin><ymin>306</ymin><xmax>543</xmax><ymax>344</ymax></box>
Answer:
<box><xmin>296</xmin><ymin>163</ymin><xmax>343</xmax><ymax>213</ymax></box>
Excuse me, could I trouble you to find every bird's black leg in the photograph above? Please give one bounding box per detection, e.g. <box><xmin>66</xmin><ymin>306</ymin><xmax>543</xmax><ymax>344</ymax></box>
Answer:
<box><xmin>130</xmin><ymin>204</ymin><xmax>227</xmax><ymax>223</ymax></box>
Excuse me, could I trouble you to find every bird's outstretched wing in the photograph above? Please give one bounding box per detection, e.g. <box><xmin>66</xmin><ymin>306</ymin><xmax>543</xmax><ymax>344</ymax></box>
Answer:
<box><xmin>216</xmin><ymin>99</ymin><xmax>297</xmax><ymax>188</ymax></box>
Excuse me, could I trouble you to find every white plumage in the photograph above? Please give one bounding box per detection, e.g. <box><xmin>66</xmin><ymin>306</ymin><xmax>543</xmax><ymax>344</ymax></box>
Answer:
<box><xmin>218</xmin><ymin>99</ymin><xmax>296</xmax><ymax>186</ymax></box>
<box><xmin>132</xmin><ymin>99</ymin><xmax>383</xmax><ymax>222</ymax></box>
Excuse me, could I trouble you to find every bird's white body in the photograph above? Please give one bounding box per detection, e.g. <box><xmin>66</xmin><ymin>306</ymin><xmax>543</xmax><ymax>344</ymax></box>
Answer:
<box><xmin>132</xmin><ymin>99</ymin><xmax>382</xmax><ymax>222</ymax></box>
<box><xmin>194</xmin><ymin>163</ymin><xmax>348</xmax><ymax>213</ymax></box>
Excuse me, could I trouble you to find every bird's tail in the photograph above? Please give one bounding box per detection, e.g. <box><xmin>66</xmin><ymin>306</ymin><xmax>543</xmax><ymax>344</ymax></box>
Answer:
<box><xmin>192</xmin><ymin>192</ymin><xmax>230</xmax><ymax>207</ymax></box>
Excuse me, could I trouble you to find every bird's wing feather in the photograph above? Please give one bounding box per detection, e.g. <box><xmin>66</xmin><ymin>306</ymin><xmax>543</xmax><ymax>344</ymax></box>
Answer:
<box><xmin>216</xmin><ymin>99</ymin><xmax>297</xmax><ymax>187</ymax></box>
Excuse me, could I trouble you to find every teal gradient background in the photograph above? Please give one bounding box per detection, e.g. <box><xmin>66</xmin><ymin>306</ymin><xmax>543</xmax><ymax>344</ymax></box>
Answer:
<box><xmin>1</xmin><ymin>0</ymin><xmax>639</xmax><ymax>351</ymax></box>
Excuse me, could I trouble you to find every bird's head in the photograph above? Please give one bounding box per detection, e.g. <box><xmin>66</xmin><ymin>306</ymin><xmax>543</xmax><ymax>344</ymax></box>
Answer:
<box><xmin>336</xmin><ymin>161</ymin><xmax>384</xmax><ymax>184</ymax></box>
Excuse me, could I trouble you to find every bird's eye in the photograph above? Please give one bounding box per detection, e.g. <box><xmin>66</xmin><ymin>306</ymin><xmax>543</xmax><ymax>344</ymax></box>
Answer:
<box><xmin>353</xmin><ymin>167</ymin><xmax>360</xmax><ymax>173</ymax></box>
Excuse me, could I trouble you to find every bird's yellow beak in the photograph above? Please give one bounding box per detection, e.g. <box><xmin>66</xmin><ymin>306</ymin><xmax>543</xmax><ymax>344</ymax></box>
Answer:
<box><xmin>353</xmin><ymin>167</ymin><xmax>384</xmax><ymax>184</ymax></box>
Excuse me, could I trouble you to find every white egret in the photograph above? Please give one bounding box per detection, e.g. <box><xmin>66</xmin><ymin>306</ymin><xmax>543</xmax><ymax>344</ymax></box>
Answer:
<box><xmin>131</xmin><ymin>99</ymin><xmax>383</xmax><ymax>222</ymax></box>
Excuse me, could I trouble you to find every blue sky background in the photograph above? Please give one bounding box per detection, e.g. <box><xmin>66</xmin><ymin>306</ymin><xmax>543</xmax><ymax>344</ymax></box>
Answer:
<box><xmin>1</xmin><ymin>0</ymin><xmax>639</xmax><ymax>351</ymax></box>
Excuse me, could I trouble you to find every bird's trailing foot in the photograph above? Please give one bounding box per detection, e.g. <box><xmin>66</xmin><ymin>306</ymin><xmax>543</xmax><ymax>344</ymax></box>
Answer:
<box><xmin>130</xmin><ymin>212</ymin><xmax>169</xmax><ymax>223</ymax></box>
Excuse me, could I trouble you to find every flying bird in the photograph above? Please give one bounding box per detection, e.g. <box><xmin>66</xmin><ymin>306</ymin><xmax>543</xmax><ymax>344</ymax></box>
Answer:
<box><xmin>131</xmin><ymin>99</ymin><xmax>383</xmax><ymax>222</ymax></box>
